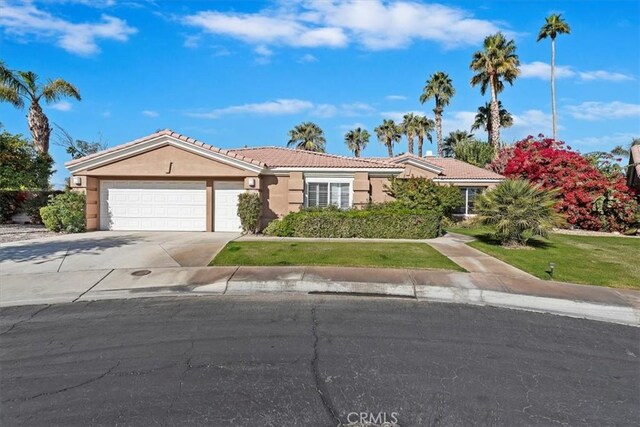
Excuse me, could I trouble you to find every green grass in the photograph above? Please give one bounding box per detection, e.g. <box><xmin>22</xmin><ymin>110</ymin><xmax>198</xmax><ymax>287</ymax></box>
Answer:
<box><xmin>210</xmin><ymin>241</ymin><xmax>465</xmax><ymax>271</ymax></box>
<box><xmin>449</xmin><ymin>227</ymin><xmax>640</xmax><ymax>289</ymax></box>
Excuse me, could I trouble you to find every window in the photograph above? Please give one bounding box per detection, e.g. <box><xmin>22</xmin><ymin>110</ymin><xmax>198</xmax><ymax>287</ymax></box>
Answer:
<box><xmin>455</xmin><ymin>187</ymin><xmax>485</xmax><ymax>215</ymax></box>
<box><xmin>306</xmin><ymin>180</ymin><xmax>352</xmax><ymax>209</ymax></box>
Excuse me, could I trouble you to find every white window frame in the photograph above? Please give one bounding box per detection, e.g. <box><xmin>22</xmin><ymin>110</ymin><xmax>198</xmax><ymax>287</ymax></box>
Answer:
<box><xmin>304</xmin><ymin>177</ymin><xmax>353</xmax><ymax>209</ymax></box>
<box><xmin>456</xmin><ymin>187</ymin><xmax>485</xmax><ymax>216</ymax></box>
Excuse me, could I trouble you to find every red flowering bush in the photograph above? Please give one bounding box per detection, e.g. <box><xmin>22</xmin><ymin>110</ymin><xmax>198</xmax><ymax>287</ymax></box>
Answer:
<box><xmin>488</xmin><ymin>135</ymin><xmax>638</xmax><ymax>231</ymax></box>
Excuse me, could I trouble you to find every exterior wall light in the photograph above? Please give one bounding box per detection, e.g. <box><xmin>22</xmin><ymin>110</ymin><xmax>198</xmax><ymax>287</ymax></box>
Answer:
<box><xmin>248</xmin><ymin>178</ymin><xmax>256</xmax><ymax>188</ymax></box>
<box><xmin>72</xmin><ymin>176</ymin><xmax>82</xmax><ymax>186</ymax></box>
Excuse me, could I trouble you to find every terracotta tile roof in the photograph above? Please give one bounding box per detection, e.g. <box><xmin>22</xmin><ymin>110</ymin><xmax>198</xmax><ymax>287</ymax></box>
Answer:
<box><xmin>423</xmin><ymin>156</ymin><xmax>504</xmax><ymax>180</ymax></box>
<box><xmin>228</xmin><ymin>146</ymin><xmax>401</xmax><ymax>169</ymax></box>
<box><xmin>364</xmin><ymin>154</ymin><xmax>504</xmax><ymax>180</ymax></box>
<box><xmin>64</xmin><ymin>129</ymin><xmax>266</xmax><ymax>168</ymax></box>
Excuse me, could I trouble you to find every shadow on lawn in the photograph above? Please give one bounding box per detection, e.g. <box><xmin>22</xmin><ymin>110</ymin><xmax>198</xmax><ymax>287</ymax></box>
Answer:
<box><xmin>472</xmin><ymin>231</ymin><xmax>554</xmax><ymax>249</ymax></box>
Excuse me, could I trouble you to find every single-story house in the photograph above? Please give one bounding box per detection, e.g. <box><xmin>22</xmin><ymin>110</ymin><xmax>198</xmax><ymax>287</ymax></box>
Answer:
<box><xmin>66</xmin><ymin>129</ymin><xmax>504</xmax><ymax>232</ymax></box>
<box><xmin>627</xmin><ymin>144</ymin><xmax>640</xmax><ymax>191</ymax></box>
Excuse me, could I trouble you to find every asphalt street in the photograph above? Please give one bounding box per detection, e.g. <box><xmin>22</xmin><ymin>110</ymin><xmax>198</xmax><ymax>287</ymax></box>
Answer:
<box><xmin>1</xmin><ymin>296</ymin><xmax>638</xmax><ymax>426</ymax></box>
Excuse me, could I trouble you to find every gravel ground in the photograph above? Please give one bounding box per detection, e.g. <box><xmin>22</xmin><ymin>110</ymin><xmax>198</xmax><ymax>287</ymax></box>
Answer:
<box><xmin>552</xmin><ymin>228</ymin><xmax>639</xmax><ymax>238</ymax></box>
<box><xmin>0</xmin><ymin>224</ymin><xmax>55</xmax><ymax>244</ymax></box>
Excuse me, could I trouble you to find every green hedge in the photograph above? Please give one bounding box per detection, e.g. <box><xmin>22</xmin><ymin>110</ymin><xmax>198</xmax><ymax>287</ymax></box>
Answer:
<box><xmin>40</xmin><ymin>192</ymin><xmax>86</xmax><ymax>233</ymax></box>
<box><xmin>264</xmin><ymin>208</ymin><xmax>442</xmax><ymax>239</ymax></box>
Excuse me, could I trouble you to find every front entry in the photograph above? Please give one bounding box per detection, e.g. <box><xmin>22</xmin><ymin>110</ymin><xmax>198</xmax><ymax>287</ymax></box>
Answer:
<box><xmin>214</xmin><ymin>181</ymin><xmax>245</xmax><ymax>232</ymax></box>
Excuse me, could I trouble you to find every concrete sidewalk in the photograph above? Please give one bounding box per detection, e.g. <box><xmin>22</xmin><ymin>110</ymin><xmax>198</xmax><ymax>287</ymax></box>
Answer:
<box><xmin>1</xmin><ymin>264</ymin><xmax>638</xmax><ymax>326</ymax></box>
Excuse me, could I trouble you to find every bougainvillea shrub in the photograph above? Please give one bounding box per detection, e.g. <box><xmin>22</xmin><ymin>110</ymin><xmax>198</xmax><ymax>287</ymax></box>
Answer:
<box><xmin>488</xmin><ymin>135</ymin><xmax>637</xmax><ymax>231</ymax></box>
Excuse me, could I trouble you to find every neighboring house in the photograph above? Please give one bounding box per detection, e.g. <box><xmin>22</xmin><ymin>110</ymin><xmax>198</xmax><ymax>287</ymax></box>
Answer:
<box><xmin>66</xmin><ymin>129</ymin><xmax>504</xmax><ymax>232</ymax></box>
<box><xmin>627</xmin><ymin>144</ymin><xmax>640</xmax><ymax>191</ymax></box>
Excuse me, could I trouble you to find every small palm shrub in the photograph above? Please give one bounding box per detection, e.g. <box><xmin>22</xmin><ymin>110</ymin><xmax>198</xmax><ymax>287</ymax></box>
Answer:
<box><xmin>40</xmin><ymin>192</ymin><xmax>86</xmax><ymax>233</ymax></box>
<box><xmin>473</xmin><ymin>179</ymin><xmax>564</xmax><ymax>247</ymax></box>
<box><xmin>237</xmin><ymin>192</ymin><xmax>262</xmax><ymax>234</ymax></box>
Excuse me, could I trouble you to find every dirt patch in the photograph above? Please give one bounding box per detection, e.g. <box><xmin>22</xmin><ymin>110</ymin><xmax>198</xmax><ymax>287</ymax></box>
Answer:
<box><xmin>0</xmin><ymin>224</ymin><xmax>56</xmax><ymax>244</ymax></box>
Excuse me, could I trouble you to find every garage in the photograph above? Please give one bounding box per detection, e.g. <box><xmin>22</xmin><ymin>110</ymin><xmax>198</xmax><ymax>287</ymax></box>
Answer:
<box><xmin>100</xmin><ymin>180</ymin><xmax>207</xmax><ymax>231</ymax></box>
<box><xmin>214</xmin><ymin>181</ymin><xmax>245</xmax><ymax>232</ymax></box>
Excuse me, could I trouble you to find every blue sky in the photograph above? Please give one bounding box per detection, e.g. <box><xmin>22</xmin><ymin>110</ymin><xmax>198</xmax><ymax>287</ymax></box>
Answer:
<box><xmin>1</xmin><ymin>0</ymin><xmax>639</xmax><ymax>188</ymax></box>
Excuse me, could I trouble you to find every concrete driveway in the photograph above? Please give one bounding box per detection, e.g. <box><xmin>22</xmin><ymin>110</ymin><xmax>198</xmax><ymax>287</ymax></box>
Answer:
<box><xmin>0</xmin><ymin>231</ymin><xmax>239</xmax><ymax>306</ymax></box>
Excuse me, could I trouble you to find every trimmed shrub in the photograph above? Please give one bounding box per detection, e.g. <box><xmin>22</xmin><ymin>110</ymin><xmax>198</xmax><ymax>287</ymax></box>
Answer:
<box><xmin>237</xmin><ymin>192</ymin><xmax>262</xmax><ymax>234</ymax></box>
<box><xmin>265</xmin><ymin>206</ymin><xmax>442</xmax><ymax>239</ymax></box>
<box><xmin>40</xmin><ymin>192</ymin><xmax>86</xmax><ymax>233</ymax></box>
<box><xmin>0</xmin><ymin>191</ymin><xmax>26</xmax><ymax>223</ymax></box>
<box><xmin>23</xmin><ymin>191</ymin><xmax>62</xmax><ymax>224</ymax></box>
<box><xmin>384</xmin><ymin>177</ymin><xmax>464</xmax><ymax>217</ymax></box>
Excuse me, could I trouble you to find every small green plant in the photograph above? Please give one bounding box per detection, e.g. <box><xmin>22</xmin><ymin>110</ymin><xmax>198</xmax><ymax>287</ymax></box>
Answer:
<box><xmin>384</xmin><ymin>177</ymin><xmax>464</xmax><ymax>217</ymax></box>
<box><xmin>473</xmin><ymin>179</ymin><xmax>564</xmax><ymax>247</ymax></box>
<box><xmin>40</xmin><ymin>191</ymin><xmax>86</xmax><ymax>233</ymax></box>
<box><xmin>237</xmin><ymin>192</ymin><xmax>262</xmax><ymax>234</ymax></box>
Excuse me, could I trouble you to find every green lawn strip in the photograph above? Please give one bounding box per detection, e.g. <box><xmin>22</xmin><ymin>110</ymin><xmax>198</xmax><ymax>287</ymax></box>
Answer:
<box><xmin>448</xmin><ymin>228</ymin><xmax>640</xmax><ymax>289</ymax></box>
<box><xmin>210</xmin><ymin>241</ymin><xmax>465</xmax><ymax>271</ymax></box>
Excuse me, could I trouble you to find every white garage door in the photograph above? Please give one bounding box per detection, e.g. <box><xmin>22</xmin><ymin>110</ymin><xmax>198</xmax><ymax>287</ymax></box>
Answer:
<box><xmin>101</xmin><ymin>180</ymin><xmax>207</xmax><ymax>231</ymax></box>
<box><xmin>214</xmin><ymin>181</ymin><xmax>245</xmax><ymax>232</ymax></box>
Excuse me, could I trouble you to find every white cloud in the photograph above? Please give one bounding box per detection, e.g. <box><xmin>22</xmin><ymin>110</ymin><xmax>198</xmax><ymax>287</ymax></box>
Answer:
<box><xmin>566</xmin><ymin>101</ymin><xmax>640</xmax><ymax>121</ymax></box>
<box><xmin>298</xmin><ymin>53</ymin><xmax>318</xmax><ymax>63</ymax></box>
<box><xmin>254</xmin><ymin>45</ymin><xmax>273</xmax><ymax>56</ymax></box>
<box><xmin>189</xmin><ymin>98</ymin><xmax>375</xmax><ymax>119</ymax></box>
<box><xmin>183</xmin><ymin>34</ymin><xmax>200</xmax><ymax>49</ymax></box>
<box><xmin>50</xmin><ymin>100</ymin><xmax>72</xmax><ymax>111</ymax></box>
<box><xmin>188</xmin><ymin>99</ymin><xmax>315</xmax><ymax>119</ymax></box>
<box><xmin>571</xmin><ymin>132</ymin><xmax>638</xmax><ymax>148</ymax></box>
<box><xmin>520</xmin><ymin>61</ymin><xmax>575</xmax><ymax>80</ymax></box>
<box><xmin>520</xmin><ymin>61</ymin><xmax>634</xmax><ymax>82</ymax></box>
<box><xmin>182</xmin><ymin>1</ymin><xmax>503</xmax><ymax>52</ymax></box>
<box><xmin>441</xmin><ymin>111</ymin><xmax>477</xmax><ymax>135</ymax></box>
<box><xmin>101</xmin><ymin>110</ymin><xmax>111</xmax><ymax>118</ymax></box>
<box><xmin>511</xmin><ymin>109</ymin><xmax>554</xmax><ymax>135</ymax></box>
<box><xmin>142</xmin><ymin>110</ymin><xmax>159</xmax><ymax>117</ymax></box>
<box><xmin>578</xmin><ymin>70</ymin><xmax>633</xmax><ymax>82</ymax></box>
<box><xmin>385</xmin><ymin>95</ymin><xmax>407</xmax><ymax>101</ymax></box>
<box><xmin>0</xmin><ymin>1</ymin><xmax>137</xmax><ymax>55</ymax></box>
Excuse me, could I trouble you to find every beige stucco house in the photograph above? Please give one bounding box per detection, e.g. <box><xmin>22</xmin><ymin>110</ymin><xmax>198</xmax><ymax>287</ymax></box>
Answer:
<box><xmin>66</xmin><ymin>129</ymin><xmax>504</xmax><ymax>232</ymax></box>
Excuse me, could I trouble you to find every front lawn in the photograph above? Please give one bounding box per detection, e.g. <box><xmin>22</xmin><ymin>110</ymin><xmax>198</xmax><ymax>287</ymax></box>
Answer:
<box><xmin>210</xmin><ymin>241</ymin><xmax>465</xmax><ymax>271</ymax></box>
<box><xmin>449</xmin><ymin>227</ymin><xmax>640</xmax><ymax>289</ymax></box>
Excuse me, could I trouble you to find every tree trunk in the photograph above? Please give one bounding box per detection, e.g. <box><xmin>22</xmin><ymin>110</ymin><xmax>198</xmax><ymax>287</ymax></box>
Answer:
<box><xmin>28</xmin><ymin>102</ymin><xmax>51</xmax><ymax>154</ymax></box>
<box><xmin>435</xmin><ymin>109</ymin><xmax>443</xmax><ymax>157</ymax></box>
<box><xmin>407</xmin><ymin>134</ymin><xmax>414</xmax><ymax>155</ymax></box>
<box><xmin>417</xmin><ymin>135</ymin><xmax>424</xmax><ymax>157</ymax></box>
<box><xmin>489</xmin><ymin>79</ymin><xmax>500</xmax><ymax>149</ymax></box>
<box><xmin>355</xmin><ymin>147</ymin><xmax>360</xmax><ymax>158</ymax></box>
<box><xmin>551</xmin><ymin>38</ymin><xmax>557</xmax><ymax>141</ymax></box>
<box><xmin>387</xmin><ymin>141</ymin><xmax>393</xmax><ymax>157</ymax></box>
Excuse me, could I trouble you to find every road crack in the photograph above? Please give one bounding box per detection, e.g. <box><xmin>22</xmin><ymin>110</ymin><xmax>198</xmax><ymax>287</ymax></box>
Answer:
<box><xmin>0</xmin><ymin>304</ymin><xmax>51</xmax><ymax>336</ymax></box>
<box><xmin>311</xmin><ymin>306</ymin><xmax>340</xmax><ymax>426</ymax></box>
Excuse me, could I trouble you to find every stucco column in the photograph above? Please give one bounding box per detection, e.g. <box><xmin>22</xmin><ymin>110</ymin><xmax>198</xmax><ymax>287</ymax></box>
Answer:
<box><xmin>352</xmin><ymin>172</ymin><xmax>370</xmax><ymax>208</ymax></box>
<box><xmin>206</xmin><ymin>179</ymin><xmax>213</xmax><ymax>232</ymax></box>
<box><xmin>288</xmin><ymin>172</ymin><xmax>304</xmax><ymax>212</ymax></box>
<box><xmin>70</xmin><ymin>175</ymin><xmax>99</xmax><ymax>231</ymax></box>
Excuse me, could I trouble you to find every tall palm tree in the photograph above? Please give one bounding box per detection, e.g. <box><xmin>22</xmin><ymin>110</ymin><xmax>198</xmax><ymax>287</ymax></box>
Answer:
<box><xmin>401</xmin><ymin>112</ymin><xmax>419</xmax><ymax>155</ymax></box>
<box><xmin>420</xmin><ymin>71</ymin><xmax>455</xmax><ymax>157</ymax></box>
<box><xmin>537</xmin><ymin>14</ymin><xmax>571</xmax><ymax>141</ymax></box>
<box><xmin>414</xmin><ymin>115</ymin><xmax>434</xmax><ymax>157</ymax></box>
<box><xmin>471</xmin><ymin>101</ymin><xmax>513</xmax><ymax>143</ymax></box>
<box><xmin>375</xmin><ymin>119</ymin><xmax>402</xmax><ymax>157</ymax></box>
<box><xmin>470</xmin><ymin>32</ymin><xmax>520</xmax><ymax>149</ymax></box>
<box><xmin>0</xmin><ymin>62</ymin><xmax>81</xmax><ymax>154</ymax></box>
<box><xmin>443</xmin><ymin>130</ymin><xmax>475</xmax><ymax>158</ymax></box>
<box><xmin>344</xmin><ymin>127</ymin><xmax>370</xmax><ymax>157</ymax></box>
<box><xmin>287</xmin><ymin>122</ymin><xmax>326</xmax><ymax>152</ymax></box>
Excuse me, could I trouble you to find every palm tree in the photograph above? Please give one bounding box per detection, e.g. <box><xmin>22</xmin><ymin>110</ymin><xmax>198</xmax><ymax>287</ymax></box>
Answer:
<box><xmin>471</xmin><ymin>101</ymin><xmax>513</xmax><ymax>143</ymax></box>
<box><xmin>401</xmin><ymin>112</ymin><xmax>419</xmax><ymax>155</ymax></box>
<box><xmin>443</xmin><ymin>130</ymin><xmax>475</xmax><ymax>158</ymax></box>
<box><xmin>470</xmin><ymin>32</ymin><xmax>520</xmax><ymax>149</ymax></box>
<box><xmin>420</xmin><ymin>72</ymin><xmax>455</xmax><ymax>157</ymax></box>
<box><xmin>474</xmin><ymin>179</ymin><xmax>564</xmax><ymax>247</ymax></box>
<box><xmin>414</xmin><ymin>115</ymin><xmax>434</xmax><ymax>157</ymax></box>
<box><xmin>0</xmin><ymin>62</ymin><xmax>81</xmax><ymax>154</ymax></box>
<box><xmin>344</xmin><ymin>127</ymin><xmax>370</xmax><ymax>157</ymax></box>
<box><xmin>287</xmin><ymin>122</ymin><xmax>326</xmax><ymax>152</ymax></box>
<box><xmin>375</xmin><ymin>119</ymin><xmax>402</xmax><ymax>157</ymax></box>
<box><xmin>537</xmin><ymin>14</ymin><xmax>571</xmax><ymax>141</ymax></box>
